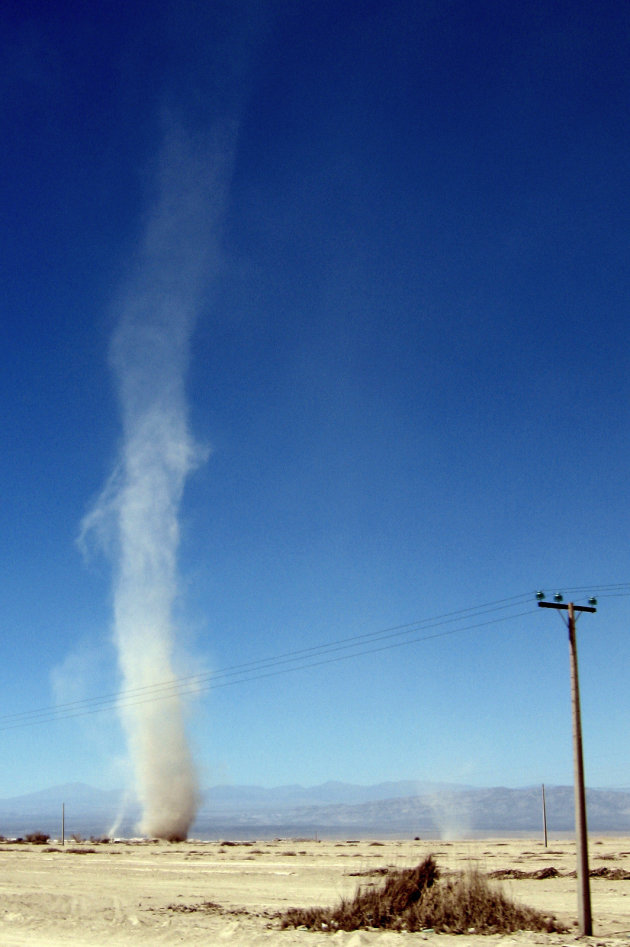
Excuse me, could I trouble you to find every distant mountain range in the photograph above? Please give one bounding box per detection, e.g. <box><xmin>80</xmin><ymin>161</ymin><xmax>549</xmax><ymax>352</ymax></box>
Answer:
<box><xmin>1</xmin><ymin>781</ymin><xmax>629</xmax><ymax>839</ymax></box>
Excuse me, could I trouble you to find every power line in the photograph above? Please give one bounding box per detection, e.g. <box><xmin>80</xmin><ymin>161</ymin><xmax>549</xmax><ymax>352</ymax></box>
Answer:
<box><xmin>2</xmin><ymin>592</ymin><xmax>533</xmax><ymax>724</ymax></box>
<box><xmin>1</xmin><ymin>592</ymin><xmax>535</xmax><ymax>730</ymax></box>
<box><xmin>1</xmin><ymin>584</ymin><xmax>627</xmax><ymax>732</ymax></box>
<box><xmin>554</xmin><ymin>583</ymin><xmax>629</xmax><ymax>597</ymax></box>
<box><xmin>19</xmin><ymin>607</ymin><xmax>539</xmax><ymax>729</ymax></box>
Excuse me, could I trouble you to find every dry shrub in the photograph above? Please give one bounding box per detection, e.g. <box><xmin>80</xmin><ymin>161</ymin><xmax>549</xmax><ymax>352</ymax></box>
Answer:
<box><xmin>417</xmin><ymin>866</ymin><xmax>562</xmax><ymax>933</ymax></box>
<box><xmin>25</xmin><ymin>832</ymin><xmax>49</xmax><ymax>844</ymax></box>
<box><xmin>282</xmin><ymin>855</ymin><xmax>438</xmax><ymax>931</ymax></box>
<box><xmin>167</xmin><ymin>901</ymin><xmax>222</xmax><ymax>914</ymax></box>
<box><xmin>590</xmin><ymin>866</ymin><xmax>630</xmax><ymax>880</ymax></box>
<box><xmin>281</xmin><ymin>856</ymin><xmax>564</xmax><ymax>934</ymax></box>
<box><xmin>489</xmin><ymin>866</ymin><xmax>561</xmax><ymax>880</ymax></box>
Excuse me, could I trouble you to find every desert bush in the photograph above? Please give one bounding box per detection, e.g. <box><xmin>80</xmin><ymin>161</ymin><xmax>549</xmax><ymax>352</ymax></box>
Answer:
<box><xmin>25</xmin><ymin>832</ymin><xmax>50</xmax><ymax>844</ymax></box>
<box><xmin>489</xmin><ymin>866</ymin><xmax>561</xmax><ymax>880</ymax></box>
<box><xmin>282</xmin><ymin>855</ymin><xmax>438</xmax><ymax>931</ymax></box>
<box><xmin>166</xmin><ymin>901</ymin><xmax>222</xmax><ymax>914</ymax></box>
<box><xmin>281</xmin><ymin>856</ymin><xmax>564</xmax><ymax>934</ymax></box>
<box><xmin>590</xmin><ymin>866</ymin><xmax>630</xmax><ymax>880</ymax></box>
<box><xmin>415</xmin><ymin>866</ymin><xmax>562</xmax><ymax>933</ymax></box>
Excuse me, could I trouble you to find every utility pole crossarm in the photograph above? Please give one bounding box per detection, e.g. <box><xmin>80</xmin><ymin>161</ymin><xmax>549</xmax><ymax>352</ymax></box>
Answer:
<box><xmin>538</xmin><ymin>602</ymin><xmax>596</xmax><ymax>613</ymax></box>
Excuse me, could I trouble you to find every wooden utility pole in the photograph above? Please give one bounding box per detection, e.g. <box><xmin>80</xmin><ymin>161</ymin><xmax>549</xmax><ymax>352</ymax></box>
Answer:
<box><xmin>542</xmin><ymin>783</ymin><xmax>548</xmax><ymax>848</ymax></box>
<box><xmin>538</xmin><ymin>596</ymin><xmax>596</xmax><ymax>936</ymax></box>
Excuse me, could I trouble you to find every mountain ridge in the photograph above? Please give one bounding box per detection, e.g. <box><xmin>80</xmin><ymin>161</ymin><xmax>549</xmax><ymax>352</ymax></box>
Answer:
<box><xmin>1</xmin><ymin>781</ymin><xmax>628</xmax><ymax>839</ymax></box>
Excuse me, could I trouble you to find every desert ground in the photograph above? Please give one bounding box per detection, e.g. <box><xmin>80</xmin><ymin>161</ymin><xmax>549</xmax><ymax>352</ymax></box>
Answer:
<box><xmin>0</xmin><ymin>835</ymin><xmax>629</xmax><ymax>946</ymax></box>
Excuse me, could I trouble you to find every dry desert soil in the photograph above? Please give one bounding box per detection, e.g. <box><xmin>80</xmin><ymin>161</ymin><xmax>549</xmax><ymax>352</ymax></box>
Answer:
<box><xmin>0</xmin><ymin>835</ymin><xmax>629</xmax><ymax>946</ymax></box>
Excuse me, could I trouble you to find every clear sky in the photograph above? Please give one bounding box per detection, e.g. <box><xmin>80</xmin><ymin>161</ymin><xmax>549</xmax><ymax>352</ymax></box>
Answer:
<box><xmin>1</xmin><ymin>0</ymin><xmax>629</xmax><ymax>801</ymax></box>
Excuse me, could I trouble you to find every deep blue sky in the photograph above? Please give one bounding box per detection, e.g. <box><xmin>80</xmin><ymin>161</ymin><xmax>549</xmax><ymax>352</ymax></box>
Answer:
<box><xmin>1</xmin><ymin>0</ymin><xmax>629</xmax><ymax>800</ymax></box>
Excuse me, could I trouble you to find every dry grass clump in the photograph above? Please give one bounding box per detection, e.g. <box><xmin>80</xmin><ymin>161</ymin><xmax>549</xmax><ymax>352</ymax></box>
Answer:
<box><xmin>489</xmin><ymin>866</ymin><xmax>561</xmax><ymax>880</ymax></box>
<box><xmin>282</xmin><ymin>855</ymin><xmax>438</xmax><ymax>931</ymax></box>
<box><xmin>25</xmin><ymin>832</ymin><xmax>50</xmax><ymax>844</ymax></box>
<box><xmin>166</xmin><ymin>901</ymin><xmax>222</xmax><ymax>914</ymax></box>
<box><xmin>590</xmin><ymin>866</ymin><xmax>630</xmax><ymax>880</ymax></box>
<box><xmin>417</xmin><ymin>866</ymin><xmax>563</xmax><ymax>933</ymax></box>
<box><xmin>281</xmin><ymin>856</ymin><xmax>564</xmax><ymax>934</ymax></box>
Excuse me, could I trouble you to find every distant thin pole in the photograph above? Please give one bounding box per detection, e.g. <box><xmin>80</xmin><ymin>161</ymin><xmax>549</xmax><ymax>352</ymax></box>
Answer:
<box><xmin>542</xmin><ymin>784</ymin><xmax>548</xmax><ymax>848</ymax></box>
<box><xmin>62</xmin><ymin>803</ymin><xmax>65</xmax><ymax>846</ymax></box>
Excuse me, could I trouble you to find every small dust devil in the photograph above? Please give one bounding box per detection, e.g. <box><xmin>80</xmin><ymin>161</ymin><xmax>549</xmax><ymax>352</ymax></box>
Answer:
<box><xmin>81</xmin><ymin>120</ymin><xmax>231</xmax><ymax>840</ymax></box>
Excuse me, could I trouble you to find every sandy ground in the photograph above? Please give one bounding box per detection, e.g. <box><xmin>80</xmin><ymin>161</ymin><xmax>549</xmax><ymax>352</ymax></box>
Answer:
<box><xmin>0</xmin><ymin>835</ymin><xmax>629</xmax><ymax>946</ymax></box>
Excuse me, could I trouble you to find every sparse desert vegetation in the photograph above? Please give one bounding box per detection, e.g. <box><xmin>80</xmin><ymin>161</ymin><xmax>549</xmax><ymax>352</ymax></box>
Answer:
<box><xmin>24</xmin><ymin>831</ymin><xmax>50</xmax><ymax>844</ymax></box>
<box><xmin>281</xmin><ymin>855</ymin><xmax>564</xmax><ymax>933</ymax></box>
<box><xmin>0</xmin><ymin>835</ymin><xmax>629</xmax><ymax>944</ymax></box>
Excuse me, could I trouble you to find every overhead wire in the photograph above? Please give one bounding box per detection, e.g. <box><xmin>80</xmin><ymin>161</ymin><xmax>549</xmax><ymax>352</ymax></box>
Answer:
<box><xmin>1</xmin><ymin>592</ymin><xmax>534</xmax><ymax>730</ymax></box>
<box><xmin>1</xmin><ymin>584</ymin><xmax>627</xmax><ymax>731</ymax></box>
<box><xmin>2</xmin><ymin>605</ymin><xmax>538</xmax><ymax>731</ymax></box>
